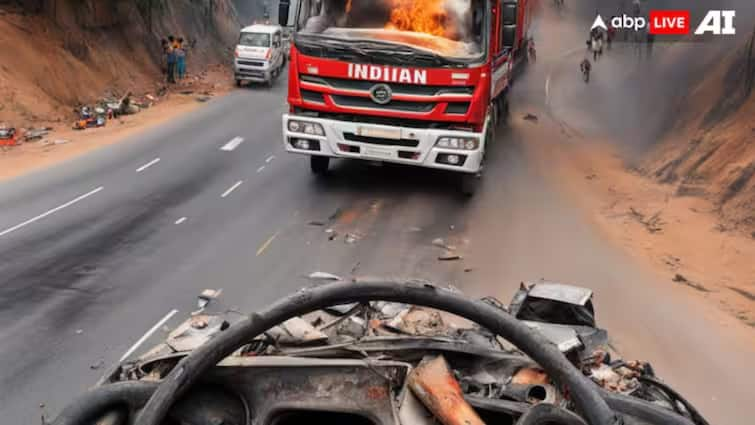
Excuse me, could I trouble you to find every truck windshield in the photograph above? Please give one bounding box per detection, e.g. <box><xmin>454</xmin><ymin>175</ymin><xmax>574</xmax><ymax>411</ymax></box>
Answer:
<box><xmin>296</xmin><ymin>0</ymin><xmax>487</xmax><ymax>62</ymax></box>
<box><xmin>240</xmin><ymin>33</ymin><xmax>271</xmax><ymax>47</ymax></box>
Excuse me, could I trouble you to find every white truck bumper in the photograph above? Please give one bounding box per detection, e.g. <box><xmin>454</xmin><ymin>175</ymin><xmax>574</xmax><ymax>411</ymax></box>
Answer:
<box><xmin>282</xmin><ymin>114</ymin><xmax>484</xmax><ymax>174</ymax></box>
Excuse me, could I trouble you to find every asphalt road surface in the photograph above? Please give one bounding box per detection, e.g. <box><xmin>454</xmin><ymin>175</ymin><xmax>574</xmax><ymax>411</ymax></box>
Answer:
<box><xmin>1</xmin><ymin>4</ymin><xmax>753</xmax><ymax>425</ymax></box>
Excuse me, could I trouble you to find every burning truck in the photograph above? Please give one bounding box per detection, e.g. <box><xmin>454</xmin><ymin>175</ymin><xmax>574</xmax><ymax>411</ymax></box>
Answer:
<box><xmin>279</xmin><ymin>0</ymin><xmax>534</xmax><ymax>195</ymax></box>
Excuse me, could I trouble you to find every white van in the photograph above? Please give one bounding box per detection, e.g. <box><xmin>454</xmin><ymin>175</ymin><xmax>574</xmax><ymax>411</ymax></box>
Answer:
<box><xmin>234</xmin><ymin>24</ymin><xmax>285</xmax><ymax>87</ymax></box>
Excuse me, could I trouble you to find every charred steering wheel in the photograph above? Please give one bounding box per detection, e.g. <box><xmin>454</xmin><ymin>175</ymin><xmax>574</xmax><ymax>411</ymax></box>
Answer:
<box><xmin>132</xmin><ymin>280</ymin><xmax>620</xmax><ymax>425</ymax></box>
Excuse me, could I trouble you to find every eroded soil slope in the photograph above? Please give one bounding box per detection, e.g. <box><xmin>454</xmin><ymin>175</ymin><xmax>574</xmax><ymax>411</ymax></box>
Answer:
<box><xmin>646</xmin><ymin>28</ymin><xmax>755</xmax><ymax>234</ymax></box>
<box><xmin>0</xmin><ymin>0</ymin><xmax>241</xmax><ymax>126</ymax></box>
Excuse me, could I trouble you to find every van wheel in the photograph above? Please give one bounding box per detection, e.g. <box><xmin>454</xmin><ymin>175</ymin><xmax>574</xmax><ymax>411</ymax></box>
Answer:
<box><xmin>460</xmin><ymin>173</ymin><xmax>479</xmax><ymax>197</ymax></box>
<box><xmin>311</xmin><ymin>156</ymin><xmax>330</xmax><ymax>175</ymax></box>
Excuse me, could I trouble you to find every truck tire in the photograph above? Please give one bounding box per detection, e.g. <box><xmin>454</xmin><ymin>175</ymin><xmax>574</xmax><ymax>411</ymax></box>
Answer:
<box><xmin>460</xmin><ymin>173</ymin><xmax>479</xmax><ymax>197</ymax></box>
<box><xmin>235</xmin><ymin>79</ymin><xmax>242</xmax><ymax>87</ymax></box>
<box><xmin>498</xmin><ymin>96</ymin><xmax>510</xmax><ymax>127</ymax></box>
<box><xmin>310</xmin><ymin>156</ymin><xmax>330</xmax><ymax>175</ymax></box>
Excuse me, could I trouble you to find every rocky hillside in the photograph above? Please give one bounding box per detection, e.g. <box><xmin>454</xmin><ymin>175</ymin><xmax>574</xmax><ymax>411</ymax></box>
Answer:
<box><xmin>0</xmin><ymin>0</ymin><xmax>242</xmax><ymax>125</ymax></box>
<box><xmin>645</xmin><ymin>27</ymin><xmax>755</xmax><ymax>233</ymax></box>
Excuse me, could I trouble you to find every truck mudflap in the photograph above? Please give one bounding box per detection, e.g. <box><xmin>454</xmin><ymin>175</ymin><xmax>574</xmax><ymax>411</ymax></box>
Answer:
<box><xmin>282</xmin><ymin>114</ymin><xmax>486</xmax><ymax>174</ymax></box>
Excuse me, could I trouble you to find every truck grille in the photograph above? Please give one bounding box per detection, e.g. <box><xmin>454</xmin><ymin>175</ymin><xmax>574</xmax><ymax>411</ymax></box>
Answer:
<box><xmin>330</xmin><ymin>95</ymin><xmax>435</xmax><ymax>113</ymax></box>
<box><xmin>301</xmin><ymin>75</ymin><xmax>473</xmax><ymax>96</ymax></box>
<box><xmin>343</xmin><ymin>132</ymin><xmax>419</xmax><ymax>148</ymax></box>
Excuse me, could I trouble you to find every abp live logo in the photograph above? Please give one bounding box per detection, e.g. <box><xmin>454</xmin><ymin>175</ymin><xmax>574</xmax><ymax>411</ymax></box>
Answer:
<box><xmin>601</xmin><ymin>10</ymin><xmax>737</xmax><ymax>36</ymax></box>
<box><xmin>650</xmin><ymin>10</ymin><xmax>735</xmax><ymax>35</ymax></box>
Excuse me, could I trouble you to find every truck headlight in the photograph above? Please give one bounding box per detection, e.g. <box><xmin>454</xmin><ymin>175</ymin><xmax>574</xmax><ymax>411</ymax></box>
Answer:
<box><xmin>288</xmin><ymin>120</ymin><xmax>324</xmax><ymax>136</ymax></box>
<box><xmin>435</xmin><ymin>136</ymin><xmax>478</xmax><ymax>150</ymax></box>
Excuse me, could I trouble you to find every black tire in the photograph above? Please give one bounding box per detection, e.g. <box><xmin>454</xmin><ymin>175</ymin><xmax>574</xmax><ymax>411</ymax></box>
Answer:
<box><xmin>460</xmin><ymin>173</ymin><xmax>479</xmax><ymax>197</ymax></box>
<box><xmin>310</xmin><ymin>156</ymin><xmax>330</xmax><ymax>175</ymax></box>
<box><xmin>498</xmin><ymin>96</ymin><xmax>510</xmax><ymax>127</ymax></box>
<box><xmin>235</xmin><ymin>79</ymin><xmax>242</xmax><ymax>87</ymax></box>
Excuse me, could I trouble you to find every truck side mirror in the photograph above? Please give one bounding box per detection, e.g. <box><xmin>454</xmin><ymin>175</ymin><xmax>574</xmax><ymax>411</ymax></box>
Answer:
<box><xmin>502</xmin><ymin>25</ymin><xmax>517</xmax><ymax>48</ymax></box>
<box><xmin>279</xmin><ymin>0</ymin><xmax>291</xmax><ymax>27</ymax></box>
<box><xmin>502</xmin><ymin>1</ymin><xmax>518</xmax><ymax>49</ymax></box>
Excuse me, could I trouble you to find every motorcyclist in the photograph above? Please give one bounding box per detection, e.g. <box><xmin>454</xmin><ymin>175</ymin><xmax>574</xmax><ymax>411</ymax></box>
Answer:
<box><xmin>528</xmin><ymin>37</ymin><xmax>537</xmax><ymax>63</ymax></box>
<box><xmin>580</xmin><ymin>57</ymin><xmax>592</xmax><ymax>83</ymax></box>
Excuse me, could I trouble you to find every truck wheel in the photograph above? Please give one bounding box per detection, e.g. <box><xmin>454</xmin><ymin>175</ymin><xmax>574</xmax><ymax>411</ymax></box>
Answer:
<box><xmin>235</xmin><ymin>79</ymin><xmax>242</xmax><ymax>87</ymax></box>
<box><xmin>460</xmin><ymin>173</ymin><xmax>479</xmax><ymax>197</ymax></box>
<box><xmin>310</xmin><ymin>156</ymin><xmax>330</xmax><ymax>175</ymax></box>
<box><xmin>498</xmin><ymin>97</ymin><xmax>510</xmax><ymax>127</ymax></box>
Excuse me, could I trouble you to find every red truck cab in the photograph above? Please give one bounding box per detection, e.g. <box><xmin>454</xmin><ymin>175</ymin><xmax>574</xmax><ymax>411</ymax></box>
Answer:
<box><xmin>279</xmin><ymin>0</ymin><xmax>533</xmax><ymax>195</ymax></box>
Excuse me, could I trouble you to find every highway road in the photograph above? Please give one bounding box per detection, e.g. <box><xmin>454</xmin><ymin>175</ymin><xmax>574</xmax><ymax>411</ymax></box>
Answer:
<box><xmin>1</xmin><ymin>3</ymin><xmax>753</xmax><ymax>425</ymax></box>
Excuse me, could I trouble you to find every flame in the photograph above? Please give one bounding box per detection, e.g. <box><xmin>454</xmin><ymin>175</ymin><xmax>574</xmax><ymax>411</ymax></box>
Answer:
<box><xmin>384</xmin><ymin>0</ymin><xmax>455</xmax><ymax>39</ymax></box>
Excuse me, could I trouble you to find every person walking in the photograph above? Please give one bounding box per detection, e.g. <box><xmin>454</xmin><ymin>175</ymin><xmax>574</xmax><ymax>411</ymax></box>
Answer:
<box><xmin>166</xmin><ymin>36</ymin><xmax>177</xmax><ymax>84</ymax></box>
<box><xmin>176</xmin><ymin>37</ymin><xmax>186</xmax><ymax>80</ymax></box>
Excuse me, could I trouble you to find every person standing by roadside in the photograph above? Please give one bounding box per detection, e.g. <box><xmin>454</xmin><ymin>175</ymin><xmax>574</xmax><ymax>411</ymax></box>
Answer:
<box><xmin>166</xmin><ymin>36</ymin><xmax>177</xmax><ymax>84</ymax></box>
<box><xmin>160</xmin><ymin>38</ymin><xmax>169</xmax><ymax>76</ymax></box>
<box><xmin>176</xmin><ymin>37</ymin><xmax>187</xmax><ymax>80</ymax></box>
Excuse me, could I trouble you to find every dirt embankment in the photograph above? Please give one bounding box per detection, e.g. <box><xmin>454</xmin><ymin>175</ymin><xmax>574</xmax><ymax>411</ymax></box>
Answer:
<box><xmin>541</xmin><ymin>29</ymin><xmax>755</xmax><ymax>328</ymax></box>
<box><xmin>0</xmin><ymin>0</ymin><xmax>242</xmax><ymax>127</ymax></box>
<box><xmin>644</xmin><ymin>28</ymin><xmax>755</xmax><ymax>234</ymax></box>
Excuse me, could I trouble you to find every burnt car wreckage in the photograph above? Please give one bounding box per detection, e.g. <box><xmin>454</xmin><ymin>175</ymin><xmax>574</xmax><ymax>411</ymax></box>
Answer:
<box><xmin>52</xmin><ymin>280</ymin><xmax>710</xmax><ymax>425</ymax></box>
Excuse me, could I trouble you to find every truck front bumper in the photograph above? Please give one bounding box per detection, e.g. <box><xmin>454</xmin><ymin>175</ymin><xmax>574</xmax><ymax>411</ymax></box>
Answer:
<box><xmin>282</xmin><ymin>114</ymin><xmax>484</xmax><ymax>174</ymax></box>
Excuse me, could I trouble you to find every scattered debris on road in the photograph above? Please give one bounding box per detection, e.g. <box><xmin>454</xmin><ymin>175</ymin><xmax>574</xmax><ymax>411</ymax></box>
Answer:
<box><xmin>344</xmin><ymin>233</ymin><xmax>361</xmax><ymax>244</ymax></box>
<box><xmin>0</xmin><ymin>125</ymin><xmax>20</xmax><ymax>147</ymax></box>
<box><xmin>308</xmin><ymin>271</ymin><xmax>342</xmax><ymax>282</ymax></box>
<box><xmin>523</xmin><ymin>113</ymin><xmax>539</xmax><ymax>122</ymax></box>
<box><xmin>438</xmin><ymin>253</ymin><xmax>462</xmax><ymax>261</ymax></box>
<box><xmin>75</xmin><ymin>329</ymin><xmax>83</xmax><ymax>335</ymax></box>
<box><xmin>23</xmin><ymin>127</ymin><xmax>51</xmax><ymax>142</ymax></box>
<box><xmin>308</xmin><ymin>220</ymin><xmax>325</xmax><ymax>226</ymax></box>
<box><xmin>89</xmin><ymin>359</ymin><xmax>104</xmax><ymax>370</ymax></box>
<box><xmin>196</xmin><ymin>95</ymin><xmax>212</xmax><ymax>103</ymax></box>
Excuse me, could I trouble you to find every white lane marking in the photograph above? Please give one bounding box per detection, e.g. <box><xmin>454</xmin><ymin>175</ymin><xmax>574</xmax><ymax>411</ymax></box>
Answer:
<box><xmin>136</xmin><ymin>158</ymin><xmax>161</xmax><ymax>173</ymax></box>
<box><xmin>0</xmin><ymin>187</ymin><xmax>104</xmax><ymax>238</ymax></box>
<box><xmin>120</xmin><ymin>309</ymin><xmax>178</xmax><ymax>362</ymax></box>
<box><xmin>257</xmin><ymin>166</ymin><xmax>266</xmax><ymax>173</ymax></box>
<box><xmin>221</xmin><ymin>180</ymin><xmax>243</xmax><ymax>198</ymax></box>
<box><xmin>256</xmin><ymin>231</ymin><xmax>279</xmax><ymax>256</ymax></box>
<box><xmin>175</xmin><ymin>217</ymin><xmax>187</xmax><ymax>225</ymax></box>
<box><xmin>221</xmin><ymin>137</ymin><xmax>245</xmax><ymax>152</ymax></box>
<box><xmin>265</xmin><ymin>155</ymin><xmax>276</xmax><ymax>163</ymax></box>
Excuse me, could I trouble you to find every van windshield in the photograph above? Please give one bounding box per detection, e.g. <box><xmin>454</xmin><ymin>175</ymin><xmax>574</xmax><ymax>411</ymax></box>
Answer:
<box><xmin>240</xmin><ymin>33</ymin><xmax>271</xmax><ymax>47</ymax></box>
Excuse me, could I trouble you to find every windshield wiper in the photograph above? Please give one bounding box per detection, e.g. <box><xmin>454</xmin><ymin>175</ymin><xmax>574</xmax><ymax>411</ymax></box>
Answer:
<box><xmin>295</xmin><ymin>36</ymin><xmax>374</xmax><ymax>62</ymax></box>
<box><xmin>353</xmin><ymin>40</ymin><xmax>467</xmax><ymax>67</ymax></box>
<box><xmin>295</xmin><ymin>34</ymin><xmax>467</xmax><ymax>67</ymax></box>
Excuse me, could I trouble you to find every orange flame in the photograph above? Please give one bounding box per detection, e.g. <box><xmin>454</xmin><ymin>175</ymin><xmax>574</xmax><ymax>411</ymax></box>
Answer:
<box><xmin>384</xmin><ymin>0</ymin><xmax>455</xmax><ymax>39</ymax></box>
